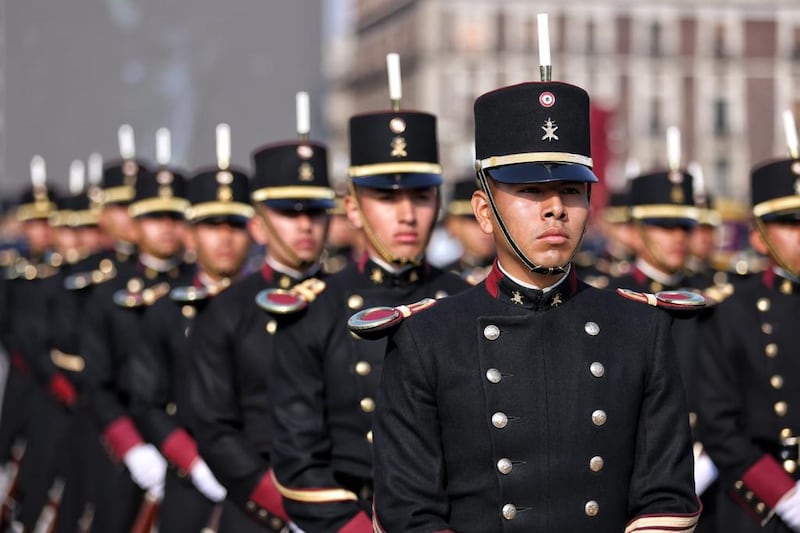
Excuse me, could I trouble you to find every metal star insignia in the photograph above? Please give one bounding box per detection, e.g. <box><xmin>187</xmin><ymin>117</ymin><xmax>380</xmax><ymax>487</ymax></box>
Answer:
<box><xmin>550</xmin><ymin>292</ymin><xmax>562</xmax><ymax>307</ymax></box>
<box><xmin>511</xmin><ymin>290</ymin><xmax>524</xmax><ymax>305</ymax></box>
<box><xmin>541</xmin><ymin>118</ymin><xmax>559</xmax><ymax>142</ymax></box>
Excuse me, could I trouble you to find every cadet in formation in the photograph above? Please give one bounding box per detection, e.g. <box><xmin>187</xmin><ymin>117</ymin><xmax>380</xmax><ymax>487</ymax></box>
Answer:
<box><xmin>371</xmin><ymin>69</ymin><xmax>701</xmax><ymax>531</ymax></box>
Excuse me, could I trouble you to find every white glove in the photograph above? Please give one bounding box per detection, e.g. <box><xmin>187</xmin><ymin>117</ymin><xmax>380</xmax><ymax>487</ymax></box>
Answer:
<box><xmin>693</xmin><ymin>451</ymin><xmax>718</xmax><ymax>496</ymax></box>
<box><xmin>190</xmin><ymin>459</ymin><xmax>227</xmax><ymax>502</ymax></box>
<box><xmin>775</xmin><ymin>482</ymin><xmax>800</xmax><ymax>532</ymax></box>
<box><xmin>123</xmin><ymin>443</ymin><xmax>167</xmax><ymax>492</ymax></box>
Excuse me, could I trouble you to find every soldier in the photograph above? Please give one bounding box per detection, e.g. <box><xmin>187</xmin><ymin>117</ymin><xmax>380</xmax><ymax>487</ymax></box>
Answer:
<box><xmin>267</xmin><ymin>55</ymin><xmax>469</xmax><ymax>532</ymax></box>
<box><xmin>370</xmin><ymin>42</ymin><xmax>700</xmax><ymax>532</ymax></box>
<box><xmin>187</xmin><ymin>95</ymin><xmax>333</xmax><ymax>532</ymax></box>
<box><xmin>0</xmin><ymin>156</ymin><xmax>59</xmax><ymax>530</ymax></box>
<box><xmin>577</xmin><ymin>188</ymin><xmax>634</xmax><ymax>289</ymax></box>
<box><xmin>443</xmin><ymin>176</ymin><xmax>496</xmax><ymax>284</ymax></box>
<box><xmin>80</xmin><ymin>128</ymin><xmax>194</xmax><ymax>532</ymax></box>
<box><xmin>698</xmin><ymin>128</ymin><xmax>800</xmax><ymax>532</ymax></box>
<box><xmin>131</xmin><ymin>126</ymin><xmax>252</xmax><ymax>532</ymax></box>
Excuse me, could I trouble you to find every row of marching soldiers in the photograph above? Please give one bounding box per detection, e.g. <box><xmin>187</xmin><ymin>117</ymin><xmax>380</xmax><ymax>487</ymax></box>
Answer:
<box><xmin>0</xmin><ymin>55</ymin><xmax>799</xmax><ymax>533</ymax></box>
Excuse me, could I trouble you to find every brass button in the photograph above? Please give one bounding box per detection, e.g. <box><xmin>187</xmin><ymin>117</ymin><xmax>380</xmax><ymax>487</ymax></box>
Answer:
<box><xmin>348</xmin><ymin>294</ymin><xmax>364</xmax><ymax>310</ymax></box>
<box><xmin>775</xmin><ymin>401</ymin><xmax>788</xmax><ymax>417</ymax></box>
<box><xmin>591</xmin><ymin>409</ymin><xmax>607</xmax><ymax>426</ymax></box>
<box><xmin>590</xmin><ymin>362</ymin><xmax>605</xmax><ymax>378</ymax></box>
<box><xmin>756</xmin><ymin>298</ymin><xmax>770</xmax><ymax>312</ymax></box>
<box><xmin>771</xmin><ymin>375</ymin><xmax>784</xmax><ymax>390</ymax></box>
<box><xmin>246</xmin><ymin>501</ymin><xmax>256</xmax><ymax>511</ymax></box>
<box><xmin>762</xmin><ymin>323</ymin><xmax>773</xmax><ymax>335</ymax></box>
<box><xmin>734</xmin><ymin>480</ymin><xmax>743</xmax><ymax>490</ymax></box>
<box><xmin>585</xmin><ymin>500</ymin><xmax>600</xmax><ymax>517</ymax></box>
<box><xmin>435</xmin><ymin>290</ymin><xmax>448</xmax><ymax>299</ymax></box>
<box><xmin>781</xmin><ymin>428</ymin><xmax>793</xmax><ymax>439</ymax></box>
<box><xmin>584</xmin><ymin>322</ymin><xmax>600</xmax><ymax>336</ymax></box>
<box><xmin>257</xmin><ymin>508</ymin><xmax>268</xmax><ymax>519</ymax></box>
<box><xmin>483</xmin><ymin>325</ymin><xmax>500</xmax><ymax>340</ymax></box>
<box><xmin>650</xmin><ymin>281</ymin><xmax>663</xmax><ymax>292</ymax></box>
<box><xmin>756</xmin><ymin>502</ymin><xmax>766</xmax><ymax>514</ymax></box>
<box><xmin>127</xmin><ymin>278</ymin><xmax>144</xmax><ymax>292</ymax></box>
<box><xmin>766</xmin><ymin>343</ymin><xmax>778</xmax><ymax>358</ymax></box>
<box><xmin>497</xmin><ymin>458</ymin><xmax>513</xmax><ymax>475</ymax></box>
<box><xmin>366</xmin><ymin>430</ymin><xmax>373</xmax><ymax>443</ymax></box>
<box><xmin>265</xmin><ymin>320</ymin><xmax>277</xmax><ymax>335</ymax></box>
<box><xmin>784</xmin><ymin>460</ymin><xmax>797</xmax><ymax>474</ymax></box>
<box><xmin>355</xmin><ymin>361</ymin><xmax>372</xmax><ymax>376</ymax></box>
<box><xmin>745</xmin><ymin>490</ymin><xmax>754</xmax><ymax>501</ymax></box>
<box><xmin>182</xmin><ymin>305</ymin><xmax>195</xmax><ymax>318</ymax></box>
<box><xmin>502</xmin><ymin>503</ymin><xmax>517</xmax><ymax>520</ymax></box>
<box><xmin>589</xmin><ymin>456</ymin><xmax>604</xmax><ymax>472</ymax></box>
<box><xmin>486</xmin><ymin>368</ymin><xmax>502</xmax><ymax>383</ymax></box>
<box><xmin>166</xmin><ymin>402</ymin><xmax>177</xmax><ymax>415</ymax></box>
<box><xmin>279</xmin><ymin>276</ymin><xmax>291</xmax><ymax>289</ymax></box>
<box><xmin>360</xmin><ymin>397</ymin><xmax>375</xmax><ymax>413</ymax></box>
<box><xmin>492</xmin><ymin>412</ymin><xmax>508</xmax><ymax>429</ymax></box>
<box><xmin>99</xmin><ymin>258</ymin><xmax>113</xmax><ymax>273</ymax></box>
<box><xmin>269</xmin><ymin>518</ymin><xmax>283</xmax><ymax>529</ymax></box>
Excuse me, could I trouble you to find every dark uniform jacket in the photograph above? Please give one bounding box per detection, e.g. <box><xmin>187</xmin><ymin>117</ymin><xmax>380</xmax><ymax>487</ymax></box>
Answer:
<box><xmin>698</xmin><ymin>268</ymin><xmax>800</xmax><ymax>533</ymax></box>
<box><xmin>188</xmin><ymin>262</ymin><xmax>306</xmax><ymax>531</ymax></box>
<box><xmin>372</xmin><ymin>265</ymin><xmax>700</xmax><ymax>533</ymax></box>
<box><xmin>267</xmin><ymin>255</ymin><xmax>469</xmax><ymax>532</ymax></box>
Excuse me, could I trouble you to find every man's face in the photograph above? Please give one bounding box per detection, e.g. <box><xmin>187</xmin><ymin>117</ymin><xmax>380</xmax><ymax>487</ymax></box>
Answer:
<box><xmin>250</xmin><ymin>206</ymin><xmax>329</xmax><ymax>267</ymax></box>
<box><xmin>689</xmin><ymin>225</ymin><xmax>716</xmax><ymax>260</ymax></box>
<box><xmin>192</xmin><ymin>221</ymin><xmax>251</xmax><ymax>277</ymax></box>
<box><xmin>20</xmin><ymin>219</ymin><xmax>52</xmax><ymax>255</ymax></box>
<box><xmin>635</xmin><ymin>224</ymin><xmax>690</xmax><ymax>273</ymax></box>
<box><xmin>751</xmin><ymin>221</ymin><xmax>800</xmax><ymax>274</ymax></box>
<box><xmin>446</xmin><ymin>215</ymin><xmax>496</xmax><ymax>261</ymax></box>
<box><xmin>472</xmin><ymin>179</ymin><xmax>589</xmax><ymax>282</ymax></box>
<box><xmin>345</xmin><ymin>186</ymin><xmax>439</xmax><ymax>261</ymax></box>
<box><xmin>100</xmin><ymin>204</ymin><xmax>136</xmax><ymax>243</ymax></box>
<box><xmin>53</xmin><ymin>227</ymin><xmax>79</xmax><ymax>257</ymax></box>
<box><xmin>135</xmin><ymin>215</ymin><xmax>184</xmax><ymax>259</ymax></box>
<box><xmin>76</xmin><ymin>226</ymin><xmax>106</xmax><ymax>256</ymax></box>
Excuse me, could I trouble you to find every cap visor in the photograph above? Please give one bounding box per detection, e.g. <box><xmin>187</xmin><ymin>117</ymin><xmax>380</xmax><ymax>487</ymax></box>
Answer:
<box><xmin>262</xmin><ymin>198</ymin><xmax>335</xmax><ymax>212</ymax></box>
<box><xmin>486</xmin><ymin>163</ymin><xmax>597</xmax><ymax>184</ymax></box>
<box><xmin>639</xmin><ymin>218</ymin><xmax>697</xmax><ymax>229</ymax></box>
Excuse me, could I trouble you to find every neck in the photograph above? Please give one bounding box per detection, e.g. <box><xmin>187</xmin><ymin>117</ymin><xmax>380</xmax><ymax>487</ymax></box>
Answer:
<box><xmin>498</xmin><ymin>260</ymin><xmax>570</xmax><ymax>292</ymax></box>
<box><xmin>266</xmin><ymin>255</ymin><xmax>317</xmax><ymax>279</ymax></box>
<box><xmin>139</xmin><ymin>252</ymin><xmax>181</xmax><ymax>272</ymax></box>
<box><xmin>636</xmin><ymin>258</ymin><xmax>683</xmax><ymax>286</ymax></box>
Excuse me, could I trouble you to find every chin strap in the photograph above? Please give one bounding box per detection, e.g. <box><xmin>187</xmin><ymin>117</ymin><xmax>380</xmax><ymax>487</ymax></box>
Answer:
<box><xmin>754</xmin><ymin>217</ymin><xmax>800</xmax><ymax>278</ymax></box>
<box><xmin>346</xmin><ymin>178</ymin><xmax>437</xmax><ymax>267</ymax></box>
<box><xmin>476</xmin><ymin>168</ymin><xmax>585</xmax><ymax>275</ymax></box>
<box><xmin>255</xmin><ymin>204</ymin><xmax>316</xmax><ymax>272</ymax></box>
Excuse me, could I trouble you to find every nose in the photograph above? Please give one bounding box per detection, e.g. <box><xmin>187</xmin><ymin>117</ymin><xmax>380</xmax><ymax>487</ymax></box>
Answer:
<box><xmin>397</xmin><ymin>193</ymin><xmax>417</xmax><ymax>224</ymax></box>
<box><xmin>541</xmin><ymin>191</ymin><xmax>565</xmax><ymax>220</ymax></box>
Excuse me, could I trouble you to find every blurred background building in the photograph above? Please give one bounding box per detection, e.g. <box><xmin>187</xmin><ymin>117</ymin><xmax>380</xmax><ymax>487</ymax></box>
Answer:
<box><xmin>326</xmin><ymin>0</ymin><xmax>800</xmax><ymax>211</ymax></box>
<box><xmin>1</xmin><ymin>0</ymin><xmax>800</xmax><ymax>213</ymax></box>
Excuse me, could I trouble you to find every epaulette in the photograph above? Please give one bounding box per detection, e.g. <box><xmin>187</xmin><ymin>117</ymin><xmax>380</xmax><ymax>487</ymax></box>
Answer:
<box><xmin>616</xmin><ymin>287</ymin><xmax>707</xmax><ymax>314</ymax></box>
<box><xmin>6</xmin><ymin>256</ymin><xmax>59</xmax><ymax>281</ymax></box>
<box><xmin>170</xmin><ymin>285</ymin><xmax>210</xmax><ymax>303</ymax></box>
<box><xmin>583</xmin><ymin>274</ymin><xmax>610</xmax><ymax>290</ymax></box>
<box><xmin>64</xmin><ymin>258</ymin><xmax>117</xmax><ymax>290</ymax></box>
<box><xmin>255</xmin><ymin>278</ymin><xmax>326</xmax><ymax>314</ymax></box>
<box><xmin>348</xmin><ymin>297</ymin><xmax>437</xmax><ymax>340</ymax></box>
<box><xmin>113</xmin><ymin>279</ymin><xmax>171</xmax><ymax>308</ymax></box>
<box><xmin>699</xmin><ymin>282</ymin><xmax>735</xmax><ymax>305</ymax></box>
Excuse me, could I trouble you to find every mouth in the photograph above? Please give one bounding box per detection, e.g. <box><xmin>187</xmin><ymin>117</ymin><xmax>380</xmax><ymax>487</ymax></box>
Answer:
<box><xmin>394</xmin><ymin>233</ymin><xmax>419</xmax><ymax>244</ymax></box>
<box><xmin>537</xmin><ymin>228</ymin><xmax>569</xmax><ymax>244</ymax></box>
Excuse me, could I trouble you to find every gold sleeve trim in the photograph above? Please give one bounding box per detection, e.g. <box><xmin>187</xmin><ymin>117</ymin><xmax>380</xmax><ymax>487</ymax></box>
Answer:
<box><xmin>269</xmin><ymin>470</ymin><xmax>358</xmax><ymax>503</ymax></box>
<box><xmin>630</xmin><ymin>205</ymin><xmax>700</xmax><ymax>221</ymax></box>
<box><xmin>50</xmin><ymin>349</ymin><xmax>85</xmax><ymax>372</ymax></box>
<box><xmin>624</xmin><ymin>512</ymin><xmax>700</xmax><ymax>533</ymax></box>
<box><xmin>251</xmin><ymin>186</ymin><xmax>335</xmax><ymax>203</ymax></box>
<box><xmin>348</xmin><ymin>162</ymin><xmax>442</xmax><ymax>178</ymax></box>
<box><xmin>753</xmin><ymin>196</ymin><xmax>800</xmax><ymax>218</ymax></box>
<box><xmin>477</xmin><ymin>152</ymin><xmax>593</xmax><ymax>171</ymax></box>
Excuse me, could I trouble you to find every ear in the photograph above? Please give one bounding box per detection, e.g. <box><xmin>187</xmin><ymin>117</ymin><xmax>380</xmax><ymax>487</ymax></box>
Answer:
<box><xmin>247</xmin><ymin>210</ymin><xmax>269</xmax><ymax>246</ymax></box>
<box><xmin>471</xmin><ymin>190</ymin><xmax>494</xmax><ymax>236</ymax></box>
<box><xmin>749</xmin><ymin>226</ymin><xmax>769</xmax><ymax>255</ymax></box>
<box><xmin>344</xmin><ymin>194</ymin><xmax>364</xmax><ymax>230</ymax></box>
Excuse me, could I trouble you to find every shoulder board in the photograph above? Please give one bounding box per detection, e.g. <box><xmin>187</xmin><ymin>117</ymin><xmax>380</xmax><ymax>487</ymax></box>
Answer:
<box><xmin>170</xmin><ymin>285</ymin><xmax>210</xmax><ymax>303</ymax></box>
<box><xmin>348</xmin><ymin>297</ymin><xmax>437</xmax><ymax>340</ymax></box>
<box><xmin>64</xmin><ymin>259</ymin><xmax>118</xmax><ymax>290</ymax></box>
<box><xmin>616</xmin><ymin>287</ymin><xmax>707</xmax><ymax>313</ymax></box>
<box><xmin>113</xmin><ymin>281</ymin><xmax>171</xmax><ymax>308</ymax></box>
<box><xmin>255</xmin><ymin>277</ymin><xmax>326</xmax><ymax>314</ymax></box>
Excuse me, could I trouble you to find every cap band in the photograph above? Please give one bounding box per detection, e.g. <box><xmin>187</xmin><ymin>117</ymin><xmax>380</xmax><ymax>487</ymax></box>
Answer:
<box><xmin>129</xmin><ymin>197</ymin><xmax>189</xmax><ymax>218</ymax></box>
<box><xmin>477</xmin><ymin>152</ymin><xmax>593</xmax><ymax>171</ymax></box>
<box><xmin>349</xmin><ymin>162</ymin><xmax>442</xmax><ymax>178</ymax></box>
<box><xmin>753</xmin><ymin>195</ymin><xmax>800</xmax><ymax>218</ymax></box>
<box><xmin>102</xmin><ymin>185</ymin><xmax>136</xmax><ymax>205</ymax></box>
<box><xmin>187</xmin><ymin>202</ymin><xmax>255</xmax><ymax>222</ymax></box>
<box><xmin>251</xmin><ymin>186</ymin><xmax>335</xmax><ymax>203</ymax></box>
<box><xmin>630</xmin><ymin>205</ymin><xmax>699</xmax><ymax>221</ymax></box>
